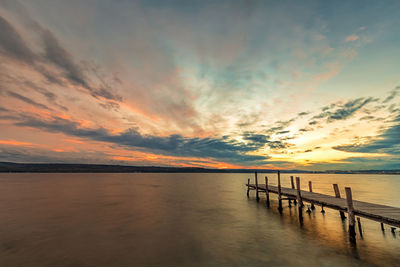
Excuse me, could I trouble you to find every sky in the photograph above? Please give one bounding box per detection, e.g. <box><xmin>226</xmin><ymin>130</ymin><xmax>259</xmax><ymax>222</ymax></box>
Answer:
<box><xmin>0</xmin><ymin>0</ymin><xmax>399</xmax><ymax>170</ymax></box>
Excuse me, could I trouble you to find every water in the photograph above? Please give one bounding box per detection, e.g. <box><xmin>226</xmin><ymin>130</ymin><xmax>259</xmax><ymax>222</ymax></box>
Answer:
<box><xmin>0</xmin><ymin>173</ymin><xmax>399</xmax><ymax>266</ymax></box>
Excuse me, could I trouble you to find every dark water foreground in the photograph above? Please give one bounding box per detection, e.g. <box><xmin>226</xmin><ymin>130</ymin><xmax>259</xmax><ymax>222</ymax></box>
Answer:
<box><xmin>0</xmin><ymin>173</ymin><xmax>399</xmax><ymax>266</ymax></box>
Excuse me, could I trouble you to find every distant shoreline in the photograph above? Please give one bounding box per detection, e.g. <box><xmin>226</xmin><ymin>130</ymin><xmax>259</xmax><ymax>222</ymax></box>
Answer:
<box><xmin>0</xmin><ymin>162</ymin><xmax>399</xmax><ymax>174</ymax></box>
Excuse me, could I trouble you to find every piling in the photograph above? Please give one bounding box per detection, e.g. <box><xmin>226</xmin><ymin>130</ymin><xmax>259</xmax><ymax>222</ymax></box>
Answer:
<box><xmin>308</xmin><ymin>181</ymin><xmax>315</xmax><ymax>210</ymax></box>
<box><xmin>333</xmin><ymin>184</ymin><xmax>346</xmax><ymax>220</ymax></box>
<box><xmin>245</xmin><ymin>177</ymin><xmax>400</xmax><ymax>237</ymax></box>
<box><xmin>265</xmin><ymin>176</ymin><xmax>270</xmax><ymax>207</ymax></box>
<box><xmin>277</xmin><ymin>171</ymin><xmax>282</xmax><ymax>212</ymax></box>
<box><xmin>290</xmin><ymin>176</ymin><xmax>297</xmax><ymax>205</ymax></box>
<box><xmin>247</xmin><ymin>178</ymin><xmax>250</xmax><ymax>197</ymax></box>
<box><xmin>255</xmin><ymin>172</ymin><xmax>259</xmax><ymax>202</ymax></box>
<box><xmin>345</xmin><ymin>187</ymin><xmax>356</xmax><ymax>242</ymax></box>
<box><xmin>357</xmin><ymin>217</ymin><xmax>363</xmax><ymax>237</ymax></box>
<box><xmin>295</xmin><ymin>177</ymin><xmax>303</xmax><ymax>207</ymax></box>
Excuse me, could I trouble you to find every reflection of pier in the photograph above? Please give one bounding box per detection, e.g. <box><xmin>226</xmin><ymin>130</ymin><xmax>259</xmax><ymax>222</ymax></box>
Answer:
<box><xmin>246</xmin><ymin>171</ymin><xmax>400</xmax><ymax>242</ymax></box>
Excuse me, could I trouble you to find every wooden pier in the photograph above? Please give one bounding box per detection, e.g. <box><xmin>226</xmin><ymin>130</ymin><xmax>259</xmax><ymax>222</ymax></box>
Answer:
<box><xmin>246</xmin><ymin>172</ymin><xmax>400</xmax><ymax>241</ymax></box>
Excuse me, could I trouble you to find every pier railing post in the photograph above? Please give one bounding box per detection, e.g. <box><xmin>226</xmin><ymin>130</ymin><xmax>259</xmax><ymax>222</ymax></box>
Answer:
<box><xmin>278</xmin><ymin>171</ymin><xmax>282</xmax><ymax>212</ymax></box>
<box><xmin>265</xmin><ymin>176</ymin><xmax>270</xmax><ymax>207</ymax></box>
<box><xmin>308</xmin><ymin>181</ymin><xmax>315</xmax><ymax>210</ymax></box>
<box><xmin>345</xmin><ymin>187</ymin><xmax>356</xmax><ymax>242</ymax></box>
<box><xmin>291</xmin><ymin>176</ymin><xmax>297</xmax><ymax>205</ymax></box>
<box><xmin>333</xmin><ymin>184</ymin><xmax>346</xmax><ymax>220</ymax></box>
<box><xmin>295</xmin><ymin>177</ymin><xmax>303</xmax><ymax>207</ymax></box>
<box><xmin>255</xmin><ymin>172</ymin><xmax>259</xmax><ymax>202</ymax></box>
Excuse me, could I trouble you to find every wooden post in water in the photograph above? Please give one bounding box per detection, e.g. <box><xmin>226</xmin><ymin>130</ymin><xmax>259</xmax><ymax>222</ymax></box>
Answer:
<box><xmin>296</xmin><ymin>177</ymin><xmax>303</xmax><ymax>221</ymax></box>
<box><xmin>265</xmin><ymin>176</ymin><xmax>270</xmax><ymax>207</ymax></box>
<box><xmin>345</xmin><ymin>187</ymin><xmax>356</xmax><ymax>242</ymax></box>
<box><xmin>277</xmin><ymin>171</ymin><xmax>282</xmax><ymax>212</ymax></box>
<box><xmin>357</xmin><ymin>217</ymin><xmax>363</xmax><ymax>237</ymax></box>
<box><xmin>308</xmin><ymin>181</ymin><xmax>315</xmax><ymax>210</ymax></box>
<box><xmin>295</xmin><ymin>177</ymin><xmax>303</xmax><ymax>207</ymax></box>
<box><xmin>255</xmin><ymin>172</ymin><xmax>259</xmax><ymax>201</ymax></box>
<box><xmin>333</xmin><ymin>184</ymin><xmax>346</xmax><ymax>220</ymax></box>
<box><xmin>246</xmin><ymin>178</ymin><xmax>250</xmax><ymax>197</ymax></box>
<box><xmin>291</xmin><ymin>176</ymin><xmax>297</xmax><ymax>205</ymax></box>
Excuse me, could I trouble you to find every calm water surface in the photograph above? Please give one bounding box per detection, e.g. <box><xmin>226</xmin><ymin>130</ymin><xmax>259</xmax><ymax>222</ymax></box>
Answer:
<box><xmin>0</xmin><ymin>173</ymin><xmax>399</xmax><ymax>266</ymax></box>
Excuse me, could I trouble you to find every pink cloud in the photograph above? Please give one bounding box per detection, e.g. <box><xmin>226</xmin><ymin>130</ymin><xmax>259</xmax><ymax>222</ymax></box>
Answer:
<box><xmin>345</xmin><ymin>35</ymin><xmax>360</xmax><ymax>42</ymax></box>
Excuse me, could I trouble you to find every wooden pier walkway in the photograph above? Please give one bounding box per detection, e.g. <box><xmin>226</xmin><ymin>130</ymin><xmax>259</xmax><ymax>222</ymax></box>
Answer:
<box><xmin>247</xmin><ymin>183</ymin><xmax>400</xmax><ymax>227</ymax></box>
<box><xmin>246</xmin><ymin>172</ymin><xmax>400</xmax><ymax>241</ymax></box>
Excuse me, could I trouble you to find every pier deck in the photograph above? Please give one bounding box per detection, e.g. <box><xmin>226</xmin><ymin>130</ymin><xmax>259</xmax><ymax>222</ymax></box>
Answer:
<box><xmin>247</xmin><ymin>183</ymin><xmax>400</xmax><ymax>228</ymax></box>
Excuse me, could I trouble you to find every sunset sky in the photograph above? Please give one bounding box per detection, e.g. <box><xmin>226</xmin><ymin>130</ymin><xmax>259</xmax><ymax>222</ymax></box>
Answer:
<box><xmin>0</xmin><ymin>0</ymin><xmax>399</xmax><ymax>170</ymax></box>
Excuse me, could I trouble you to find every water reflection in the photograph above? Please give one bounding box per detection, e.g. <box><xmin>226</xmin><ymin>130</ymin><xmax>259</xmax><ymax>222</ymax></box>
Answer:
<box><xmin>0</xmin><ymin>173</ymin><xmax>399</xmax><ymax>266</ymax></box>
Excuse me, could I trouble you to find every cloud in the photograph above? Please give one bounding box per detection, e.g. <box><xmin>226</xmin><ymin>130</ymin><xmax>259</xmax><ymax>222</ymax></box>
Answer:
<box><xmin>41</xmin><ymin>30</ymin><xmax>89</xmax><ymax>89</ymax></box>
<box><xmin>265</xmin><ymin>140</ymin><xmax>287</xmax><ymax>149</ymax></box>
<box><xmin>40</xmin><ymin>29</ymin><xmax>122</xmax><ymax>101</ymax></box>
<box><xmin>242</xmin><ymin>132</ymin><xmax>269</xmax><ymax>148</ymax></box>
<box><xmin>328</xmin><ymin>97</ymin><xmax>375</xmax><ymax>121</ymax></box>
<box><xmin>345</xmin><ymin>35</ymin><xmax>359</xmax><ymax>42</ymax></box>
<box><xmin>382</xmin><ymin>86</ymin><xmax>400</xmax><ymax>103</ymax></box>
<box><xmin>11</xmin><ymin>114</ymin><xmax>268</xmax><ymax>164</ymax></box>
<box><xmin>0</xmin><ymin>12</ymin><xmax>121</xmax><ymax>103</ymax></box>
<box><xmin>333</xmin><ymin>123</ymin><xmax>400</xmax><ymax>155</ymax></box>
<box><xmin>7</xmin><ymin>91</ymin><xmax>51</xmax><ymax>110</ymax></box>
<box><xmin>297</xmin><ymin>111</ymin><xmax>309</xmax><ymax>116</ymax></box>
<box><xmin>310</xmin><ymin>97</ymin><xmax>375</xmax><ymax>124</ymax></box>
<box><xmin>0</xmin><ymin>15</ymin><xmax>35</xmax><ymax>63</ymax></box>
<box><xmin>299</xmin><ymin>127</ymin><xmax>313</xmax><ymax>132</ymax></box>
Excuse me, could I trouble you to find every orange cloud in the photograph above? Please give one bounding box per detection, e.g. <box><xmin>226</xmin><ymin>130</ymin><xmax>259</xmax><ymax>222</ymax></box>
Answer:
<box><xmin>0</xmin><ymin>140</ymin><xmax>34</xmax><ymax>146</ymax></box>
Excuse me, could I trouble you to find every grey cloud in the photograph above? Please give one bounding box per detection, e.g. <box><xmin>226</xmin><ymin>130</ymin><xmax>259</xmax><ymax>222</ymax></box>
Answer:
<box><xmin>333</xmin><ymin>123</ymin><xmax>400</xmax><ymax>155</ymax></box>
<box><xmin>265</xmin><ymin>118</ymin><xmax>295</xmax><ymax>134</ymax></box>
<box><xmin>12</xmin><ymin>114</ymin><xmax>268</xmax><ymax>164</ymax></box>
<box><xmin>360</xmin><ymin>115</ymin><xmax>374</xmax><ymax>121</ymax></box>
<box><xmin>41</xmin><ymin>30</ymin><xmax>89</xmax><ymax>89</ymax></box>
<box><xmin>265</xmin><ymin>140</ymin><xmax>287</xmax><ymax>149</ymax></box>
<box><xmin>22</xmin><ymin>80</ymin><xmax>68</xmax><ymax>111</ymax></box>
<box><xmin>40</xmin><ymin>30</ymin><xmax>121</xmax><ymax>101</ymax></box>
<box><xmin>328</xmin><ymin>97</ymin><xmax>375</xmax><ymax>121</ymax></box>
<box><xmin>0</xmin><ymin>11</ymin><xmax>121</xmax><ymax>102</ymax></box>
<box><xmin>0</xmin><ymin>15</ymin><xmax>35</xmax><ymax>63</ymax></box>
<box><xmin>383</xmin><ymin>86</ymin><xmax>400</xmax><ymax>103</ymax></box>
<box><xmin>310</xmin><ymin>97</ymin><xmax>375</xmax><ymax>124</ymax></box>
<box><xmin>299</xmin><ymin>127</ymin><xmax>313</xmax><ymax>132</ymax></box>
<box><xmin>297</xmin><ymin>111</ymin><xmax>309</xmax><ymax>116</ymax></box>
<box><xmin>242</xmin><ymin>132</ymin><xmax>269</xmax><ymax>148</ymax></box>
<box><xmin>7</xmin><ymin>91</ymin><xmax>51</xmax><ymax>110</ymax></box>
<box><xmin>277</xmin><ymin>130</ymin><xmax>290</xmax><ymax>134</ymax></box>
<box><xmin>0</xmin><ymin>146</ymin><xmax>110</xmax><ymax>164</ymax></box>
